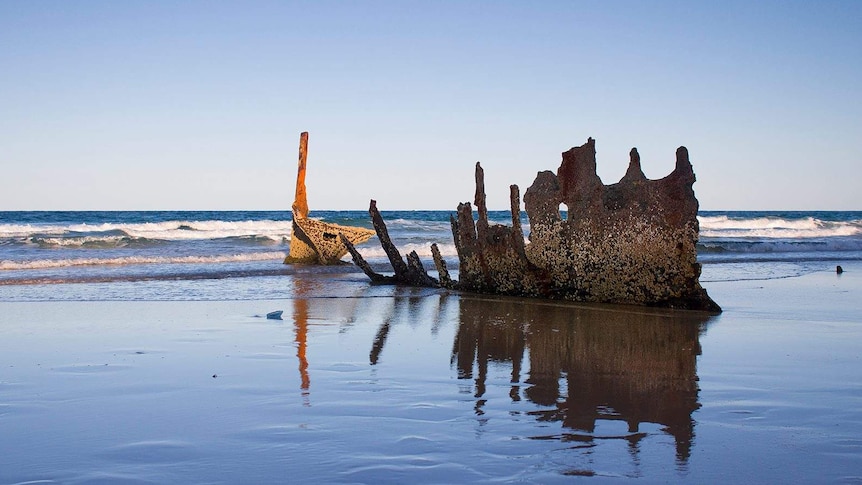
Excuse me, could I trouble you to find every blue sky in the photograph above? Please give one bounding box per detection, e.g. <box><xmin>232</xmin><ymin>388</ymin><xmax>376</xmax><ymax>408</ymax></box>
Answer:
<box><xmin>1</xmin><ymin>1</ymin><xmax>860</xmax><ymax>210</ymax></box>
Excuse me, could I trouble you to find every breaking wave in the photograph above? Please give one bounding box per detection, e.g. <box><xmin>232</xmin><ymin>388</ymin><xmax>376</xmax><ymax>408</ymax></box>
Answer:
<box><xmin>0</xmin><ymin>220</ymin><xmax>293</xmax><ymax>243</ymax></box>
<box><xmin>355</xmin><ymin>242</ymin><xmax>458</xmax><ymax>260</ymax></box>
<box><xmin>698</xmin><ymin>215</ymin><xmax>862</xmax><ymax>239</ymax></box>
<box><xmin>0</xmin><ymin>251</ymin><xmax>287</xmax><ymax>271</ymax></box>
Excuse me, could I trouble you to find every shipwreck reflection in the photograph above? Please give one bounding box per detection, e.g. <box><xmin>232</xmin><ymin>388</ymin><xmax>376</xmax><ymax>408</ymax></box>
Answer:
<box><xmin>288</xmin><ymin>274</ymin><xmax>371</xmax><ymax>406</ymax></box>
<box><xmin>368</xmin><ymin>286</ymin><xmax>454</xmax><ymax>365</ymax></box>
<box><xmin>452</xmin><ymin>295</ymin><xmax>711</xmax><ymax>466</ymax></box>
<box><xmin>292</xmin><ymin>277</ymin><xmax>315</xmax><ymax>406</ymax></box>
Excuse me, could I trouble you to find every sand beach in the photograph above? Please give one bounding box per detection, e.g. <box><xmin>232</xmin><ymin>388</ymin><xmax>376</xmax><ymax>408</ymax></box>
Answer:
<box><xmin>2</xmin><ymin>261</ymin><xmax>860</xmax><ymax>483</ymax></box>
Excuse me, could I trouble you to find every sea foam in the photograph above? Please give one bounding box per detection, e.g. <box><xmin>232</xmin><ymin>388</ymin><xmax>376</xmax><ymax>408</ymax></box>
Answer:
<box><xmin>355</xmin><ymin>242</ymin><xmax>458</xmax><ymax>260</ymax></box>
<box><xmin>698</xmin><ymin>215</ymin><xmax>861</xmax><ymax>239</ymax></box>
<box><xmin>0</xmin><ymin>251</ymin><xmax>287</xmax><ymax>271</ymax></box>
<box><xmin>0</xmin><ymin>220</ymin><xmax>294</xmax><ymax>242</ymax></box>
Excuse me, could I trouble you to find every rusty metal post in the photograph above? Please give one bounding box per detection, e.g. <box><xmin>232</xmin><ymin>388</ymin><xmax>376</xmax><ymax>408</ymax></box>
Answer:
<box><xmin>292</xmin><ymin>132</ymin><xmax>310</xmax><ymax>218</ymax></box>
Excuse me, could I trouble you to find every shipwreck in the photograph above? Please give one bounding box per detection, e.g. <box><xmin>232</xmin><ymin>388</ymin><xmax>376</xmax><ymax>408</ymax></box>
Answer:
<box><xmin>284</xmin><ymin>132</ymin><xmax>375</xmax><ymax>265</ymax></box>
<box><xmin>344</xmin><ymin>138</ymin><xmax>721</xmax><ymax>313</ymax></box>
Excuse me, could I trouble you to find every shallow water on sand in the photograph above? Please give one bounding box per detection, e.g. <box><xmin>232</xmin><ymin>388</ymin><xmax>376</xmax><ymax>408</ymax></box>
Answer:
<box><xmin>1</xmin><ymin>266</ymin><xmax>861</xmax><ymax>483</ymax></box>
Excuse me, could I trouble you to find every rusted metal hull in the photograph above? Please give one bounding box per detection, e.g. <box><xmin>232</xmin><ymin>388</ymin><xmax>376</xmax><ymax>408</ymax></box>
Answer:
<box><xmin>286</xmin><ymin>213</ymin><xmax>374</xmax><ymax>265</ymax></box>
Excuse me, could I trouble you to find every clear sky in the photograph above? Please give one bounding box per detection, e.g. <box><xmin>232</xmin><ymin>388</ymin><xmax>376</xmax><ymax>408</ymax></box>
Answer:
<box><xmin>1</xmin><ymin>1</ymin><xmax>860</xmax><ymax>211</ymax></box>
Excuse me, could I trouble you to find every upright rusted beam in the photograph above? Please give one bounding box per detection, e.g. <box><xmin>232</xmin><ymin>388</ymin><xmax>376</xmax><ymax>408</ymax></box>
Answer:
<box><xmin>474</xmin><ymin>162</ymin><xmax>489</xmax><ymax>241</ymax></box>
<box><xmin>509</xmin><ymin>184</ymin><xmax>527</xmax><ymax>259</ymax></box>
<box><xmin>370</xmin><ymin>199</ymin><xmax>410</xmax><ymax>277</ymax></box>
<box><xmin>292</xmin><ymin>132</ymin><xmax>310</xmax><ymax>218</ymax></box>
<box><xmin>431</xmin><ymin>243</ymin><xmax>454</xmax><ymax>288</ymax></box>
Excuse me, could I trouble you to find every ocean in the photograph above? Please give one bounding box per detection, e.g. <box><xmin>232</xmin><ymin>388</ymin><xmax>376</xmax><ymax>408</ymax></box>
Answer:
<box><xmin>1</xmin><ymin>210</ymin><xmax>860</xmax><ymax>301</ymax></box>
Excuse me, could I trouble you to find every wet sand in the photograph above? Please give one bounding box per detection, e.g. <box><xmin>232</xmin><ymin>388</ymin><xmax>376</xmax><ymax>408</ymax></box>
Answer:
<box><xmin>1</xmin><ymin>265</ymin><xmax>860</xmax><ymax>483</ymax></box>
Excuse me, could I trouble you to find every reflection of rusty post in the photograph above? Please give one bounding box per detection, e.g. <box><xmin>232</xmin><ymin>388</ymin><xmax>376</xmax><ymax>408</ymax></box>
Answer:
<box><xmin>292</xmin><ymin>132</ymin><xmax>309</xmax><ymax>218</ymax></box>
<box><xmin>295</xmin><ymin>299</ymin><xmax>310</xmax><ymax>393</ymax></box>
<box><xmin>293</xmin><ymin>293</ymin><xmax>311</xmax><ymax>406</ymax></box>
